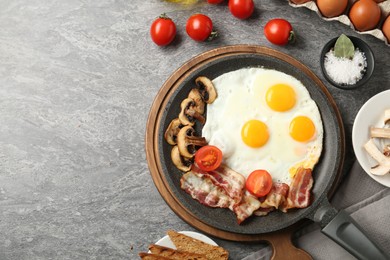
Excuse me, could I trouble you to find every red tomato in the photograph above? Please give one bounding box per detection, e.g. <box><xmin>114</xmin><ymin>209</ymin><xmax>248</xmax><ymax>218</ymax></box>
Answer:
<box><xmin>245</xmin><ymin>170</ymin><xmax>273</xmax><ymax>197</ymax></box>
<box><xmin>264</xmin><ymin>19</ymin><xmax>295</xmax><ymax>45</ymax></box>
<box><xmin>207</xmin><ymin>0</ymin><xmax>224</xmax><ymax>3</ymax></box>
<box><xmin>194</xmin><ymin>145</ymin><xmax>223</xmax><ymax>171</ymax></box>
<box><xmin>228</xmin><ymin>0</ymin><xmax>254</xmax><ymax>19</ymax></box>
<box><xmin>150</xmin><ymin>15</ymin><xmax>176</xmax><ymax>46</ymax></box>
<box><xmin>186</xmin><ymin>14</ymin><xmax>215</xmax><ymax>41</ymax></box>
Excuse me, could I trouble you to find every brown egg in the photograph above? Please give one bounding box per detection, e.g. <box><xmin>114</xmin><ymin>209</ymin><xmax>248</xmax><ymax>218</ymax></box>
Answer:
<box><xmin>349</xmin><ymin>0</ymin><xmax>381</xmax><ymax>31</ymax></box>
<box><xmin>290</xmin><ymin>0</ymin><xmax>311</xmax><ymax>4</ymax></box>
<box><xmin>383</xmin><ymin>15</ymin><xmax>390</xmax><ymax>43</ymax></box>
<box><xmin>316</xmin><ymin>0</ymin><xmax>348</xmax><ymax>18</ymax></box>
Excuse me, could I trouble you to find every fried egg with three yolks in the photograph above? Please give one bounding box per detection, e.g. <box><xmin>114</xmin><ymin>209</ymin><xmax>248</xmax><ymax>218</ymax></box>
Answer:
<box><xmin>202</xmin><ymin>68</ymin><xmax>323</xmax><ymax>184</ymax></box>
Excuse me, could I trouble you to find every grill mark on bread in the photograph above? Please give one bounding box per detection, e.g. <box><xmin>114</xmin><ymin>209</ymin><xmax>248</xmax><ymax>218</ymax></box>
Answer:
<box><xmin>148</xmin><ymin>244</ymin><xmax>207</xmax><ymax>260</ymax></box>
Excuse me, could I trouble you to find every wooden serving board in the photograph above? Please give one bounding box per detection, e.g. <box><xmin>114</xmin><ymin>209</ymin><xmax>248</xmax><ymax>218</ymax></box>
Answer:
<box><xmin>145</xmin><ymin>45</ymin><xmax>344</xmax><ymax>260</ymax></box>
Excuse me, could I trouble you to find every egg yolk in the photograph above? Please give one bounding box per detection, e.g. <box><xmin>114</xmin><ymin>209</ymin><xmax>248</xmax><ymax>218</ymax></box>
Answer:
<box><xmin>241</xmin><ymin>120</ymin><xmax>269</xmax><ymax>148</ymax></box>
<box><xmin>266</xmin><ymin>84</ymin><xmax>296</xmax><ymax>112</ymax></box>
<box><xmin>289</xmin><ymin>116</ymin><xmax>315</xmax><ymax>142</ymax></box>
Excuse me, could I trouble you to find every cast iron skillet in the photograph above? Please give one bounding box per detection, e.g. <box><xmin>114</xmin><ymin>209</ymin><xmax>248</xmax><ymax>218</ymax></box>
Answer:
<box><xmin>147</xmin><ymin>45</ymin><xmax>388</xmax><ymax>260</ymax></box>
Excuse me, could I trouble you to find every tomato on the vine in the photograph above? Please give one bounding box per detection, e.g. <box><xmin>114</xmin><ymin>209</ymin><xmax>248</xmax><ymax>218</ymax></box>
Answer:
<box><xmin>150</xmin><ymin>14</ymin><xmax>176</xmax><ymax>46</ymax></box>
<box><xmin>207</xmin><ymin>0</ymin><xmax>224</xmax><ymax>4</ymax></box>
<box><xmin>186</xmin><ymin>14</ymin><xmax>216</xmax><ymax>41</ymax></box>
<box><xmin>245</xmin><ymin>170</ymin><xmax>273</xmax><ymax>197</ymax></box>
<box><xmin>228</xmin><ymin>0</ymin><xmax>254</xmax><ymax>20</ymax></box>
<box><xmin>264</xmin><ymin>19</ymin><xmax>295</xmax><ymax>45</ymax></box>
<box><xmin>194</xmin><ymin>145</ymin><xmax>223</xmax><ymax>172</ymax></box>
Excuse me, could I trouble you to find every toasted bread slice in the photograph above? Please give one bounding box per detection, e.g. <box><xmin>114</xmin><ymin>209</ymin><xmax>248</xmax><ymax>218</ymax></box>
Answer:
<box><xmin>167</xmin><ymin>230</ymin><xmax>229</xmax><ymax>260</ymax></box>
<box><xmin>149</xmin><ymin>244</ymin><xmax>207</xmax><ymax>260</ymax></box>
<box><xmin>139</xmin><ymin>252</ymin><xmax>172</xmax><ymax>259</ymax></box>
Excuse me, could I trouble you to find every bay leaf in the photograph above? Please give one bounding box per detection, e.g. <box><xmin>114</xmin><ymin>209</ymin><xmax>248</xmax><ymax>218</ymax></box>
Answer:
<box><xmin>334</xmin><ymin>34</ymin><xmax>355</xmax><ymax>59</ymax></box>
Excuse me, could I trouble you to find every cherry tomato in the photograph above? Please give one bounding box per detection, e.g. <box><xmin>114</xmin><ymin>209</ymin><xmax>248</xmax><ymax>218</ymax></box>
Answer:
<box><xmin>207</xmin><ymin>0</ymin><xmax>224</xmax><ymax>3</ymax></box>
<box><xmin>194</xmin><ymin>145</ymin><xmax>223</xmax><ymax>171</ymax></box>
<box><xmin>186</xmin><ymin>14</ymin><xmax>216</xmax><ymax>42</ymax></box>
<box><xmin>245</xmin><ymin>170</ymin><xmax>273</xmax><ymax>197</ymax></box>
<box><xmin>150</xmin><ymin>14</ymin><xmax>176</xmax><ymax>46</ymax></box>
<box><xmin>228</xmin><ymin>0</ymin><xmax>254</xmax><ymax>19</ymax></box>
<box><xmin>264</xmin><ymin>19</ymin><xmax>295</xmax><ymax>46</ymax></box>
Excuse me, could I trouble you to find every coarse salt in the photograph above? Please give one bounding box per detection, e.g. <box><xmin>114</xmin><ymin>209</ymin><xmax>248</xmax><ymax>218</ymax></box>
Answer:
<box><xmin>324</xmin><ymin>48</ymin><xmax>367</xmax><ymax>86</ymax></box>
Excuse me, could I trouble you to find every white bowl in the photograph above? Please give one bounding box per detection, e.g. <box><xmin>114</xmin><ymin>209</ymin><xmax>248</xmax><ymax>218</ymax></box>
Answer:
<box><xmin>153</xmin><ymin>231</ymin><xmax>218</xmax><ymax>249</ymax></box>
<box><xmin>352</xmin><ymin>89</ymin><xmax>390</xmax><ymax>187</ymax></box>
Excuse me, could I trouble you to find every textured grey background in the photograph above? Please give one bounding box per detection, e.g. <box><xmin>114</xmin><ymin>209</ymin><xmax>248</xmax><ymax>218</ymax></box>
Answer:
<box><xmin>0</xmin><ymin>0</ymin><xmax>389</xmax><ymax>259</ymax></box>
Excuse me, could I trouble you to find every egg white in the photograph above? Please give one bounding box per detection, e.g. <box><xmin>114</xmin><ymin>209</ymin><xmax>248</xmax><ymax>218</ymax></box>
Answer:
<box><xmin>202</xmin><ymin>68</ymin><xmax>323</xmax><ymax>184</ymax></box>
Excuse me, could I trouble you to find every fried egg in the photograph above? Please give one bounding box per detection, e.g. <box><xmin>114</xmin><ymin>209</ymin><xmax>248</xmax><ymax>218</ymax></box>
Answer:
<box><xmin>202</xmin><ymin>68</ymin><xmax>323</xmax><ymax>184</ymax></box>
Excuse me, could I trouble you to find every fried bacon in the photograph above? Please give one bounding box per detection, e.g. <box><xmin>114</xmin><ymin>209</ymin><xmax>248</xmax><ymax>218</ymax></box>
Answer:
<box><xmin>280</xmin><ymin>168</ymin><xmax>313</xmax><ymax>212</ymax></box>
<box><xmin>253</xmin><ymin>207</ymin><xmax>274</xmax><ymax>217</ymax></box>
<box><xmin>261</xmin><ymin>183</ymin><xmax>289</xmax><ymax>209</ymax></box>
<box><xmin>252</xmin><ymin>182</ymin><xmax>289</xmax><ymax>216</ymax></box>
<box><xmin>233</xmin><ymin>191</ymin><xmax>262</xmax><ymax>224</ymax></box>
<box><xmin>180</xmin><ymin>171</ymin><xmax>234</xmax><ymax>208</ymax></box>
<box><xmin>191</xmin><ymin>164</ymin><xmax>245</xmax><ymax>204</ymax></box>
<box><xmin>180</xmin><ymin>165</ymin><xmax>314</xmax><ymax>224</ymax></box>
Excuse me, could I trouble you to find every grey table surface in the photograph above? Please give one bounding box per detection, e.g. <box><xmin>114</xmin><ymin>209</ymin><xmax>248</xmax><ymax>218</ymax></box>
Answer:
<box><xmin>0</xmin><ymin>0</ymin><xmax>389</xmax><ymax>259</ymax></box>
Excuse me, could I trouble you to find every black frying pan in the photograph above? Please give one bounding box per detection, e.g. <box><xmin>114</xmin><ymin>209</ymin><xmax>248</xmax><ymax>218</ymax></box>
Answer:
<box><xmin>152</xmin><ymin>46</ymin><xmax>388</xmax><ymax>260</ymax></box>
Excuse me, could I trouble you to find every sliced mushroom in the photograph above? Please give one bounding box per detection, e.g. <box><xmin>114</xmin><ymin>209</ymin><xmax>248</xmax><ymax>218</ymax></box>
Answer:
<box><xmin>178</xmin><ymin>98</ymin><xmax>206</xmax><ymax>126</ymax></box>
<box><xmin>370</xmin><ymin>127</ymin><xmax>390</xmax><ymax>139</ymax></box>
<box><xmin>188</xmin><ymin>88</ymin><xmax>205</xmax><ymax>114</ymax></box>
<box><xmin>385</xmin><ymin>109</ymin><xmax>390</xmax><ymax>125</ymax></box>
<box><xmin>363</xmin><ymin>139</ymin><xmax>390</xmax><ymax>175</ymax></box>
<box><xmin>164</xmin><ymin>118</ymin><xmax>182</xmax><ymax>145</ymax></box>
<box><xmin>195</xmin><ymin>76</ymin><xmax>217</xmax><ymax>104</ymax></box>
<box><xmin>177</xmin><ymin>125</ymin><xmax>207</xmax><ymax>158</ymax></box>
<box><xmin>171</xmin><ymin>145</ymin><xmax>192</xmax><ymax>172</ymax></box>
<box><xmin>370</xmin><ymin>164</ymin><xmax>390</xmax><ymax>176</ymax></box>
<box><xmin>384</xmin><ymin>145</ymin><xmax>390</xmax><ymax>157</ymax></box>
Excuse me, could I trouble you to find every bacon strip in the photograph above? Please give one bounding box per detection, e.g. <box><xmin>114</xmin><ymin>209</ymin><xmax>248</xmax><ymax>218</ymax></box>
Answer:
<box><xmin>253</xmin><ymin>207</ymin><xmax>274</xmax><ymax>217</ymax></box>
<box><xmin>233</xmin><ymin>191</ymin><xmax>262</xmax><ymax>224</ymax></box>
<box><xmin>280</xmin><ymin>168</ymin><xmax>313</xmax><ymax>212</ymax></box>
<box><xmin>261</xmin><ymin>182</ymin><xmax>289</xmax><ymax>209</ymax></box>
<box><xmin>191</xmin><ymin>164</ymin><xmax>245</xmax><ymax>204</ymax></box>
<box><xmin>180</xmin><ymin>171</ymin><xmax>234</xmax><ymax>208</ymax></box>
<box><xmin>252</xmin><ymin>183</ymin><xmax>289</xmax><ymax>216</ymax></box>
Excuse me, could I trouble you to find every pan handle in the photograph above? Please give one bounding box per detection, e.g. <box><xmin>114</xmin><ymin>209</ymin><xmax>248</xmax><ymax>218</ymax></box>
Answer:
<box><xmin>266</xmin><ymin>227</ymin><xmax>313</xmax><ymax>260</ymax></box>
<box><xmin>313</xmin><ymin>202</ymin><xmax>389</xmax><ymax>260</ymax></box>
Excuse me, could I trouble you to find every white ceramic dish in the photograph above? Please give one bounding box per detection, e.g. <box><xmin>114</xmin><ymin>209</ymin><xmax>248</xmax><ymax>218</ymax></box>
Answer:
<box><xmin>154</xmin><ymin>231</ymin><xmax>218</xmax><ymax>249</ymax></box>
<box><xmin>352</xmin><ymin>89</ymin><xmax>390</xmax><ymax>187</ymax></box>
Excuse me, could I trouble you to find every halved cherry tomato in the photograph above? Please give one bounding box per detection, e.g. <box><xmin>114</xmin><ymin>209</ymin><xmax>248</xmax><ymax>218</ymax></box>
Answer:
<box><xmin>245</xmin><ymin>170</ymin><xmax>273</xmax><ymax>197</ymax></box>
<box><xmin>194</xmin><ymin>145</ymin><xmax>223</xmax><ymax>171</ymax></box>
<box><xmin>228</xmin><ymin>0</ymin><xmax>254</xmax><ymax>19</ymax></box>
<box><xmin>186</xmin><ymin>14</ymin><xmax>216</xmax><ymax>42</ymax></box>
<box><xmin>150</xmin><ymin>14</ymin><xmax>176</xmax><ymax>46</ymax></box>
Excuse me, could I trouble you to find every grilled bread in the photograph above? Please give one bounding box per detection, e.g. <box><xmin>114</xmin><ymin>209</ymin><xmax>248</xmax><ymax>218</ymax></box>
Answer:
<box><xmin>148</xmin><ymin>244</ymin><xmax>207</xmax><ymax>260</ymax></box>
<box><xmin>167</xmin><ymin>230</ymin><xmax>229</xmax><ymax>260</ymax></box>
<box><xmin>139</xmin><ymin>252</ymin><xmax>172</xmax><ymax>259</ymax></box>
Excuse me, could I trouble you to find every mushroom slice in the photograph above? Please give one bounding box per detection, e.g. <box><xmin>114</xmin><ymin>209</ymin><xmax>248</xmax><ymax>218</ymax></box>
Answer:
<box><xmin>384</xmin><ymin>145</ymin><xmax>390</xmax><ymax>157</ymax></box>
<box><xmin>370</xmin><ymin>127</ymin><xmax>390</xmax><ymax>139</ymax></box>
<box><xmin>188</xmin><ymin>88</ymin><xmax>205</xmax><ymax>114</ymax></box>
<box><xmin>384</xmin><ymin>109</ymin><xmax>390</xmax><ymax>125</ymax></box>
<box><xmin>177</xmin><ymin>125</ymin><xmax>207</xmax><ymax>158</ymax></box>
<box><xmin>171</xmin><ymin>145</ymin><xmax>192</xmax><ymax>172</ymax></box>
<box><xmin>179</xmin><ymin>98</ymin><xmax>206</xmax><ymax>126</ymax></box>
<box><xmin>164</xmin><ymin>118</ymin><xmax>182</xmax><ymax>145</ymax></box>
<box><xmin>195</xmin><ymin>76</ymin><xmax>217</xmax><ymax>104</ymax></box>
<box><xmin>370</xmin><ymin>164</ymin><xmax>390</xmax><ymax>176</ymax></box>
<box><xmin>363</xmin><ymin>139</ymin><xmax>390</xmax><ymax>176</ymax></box>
